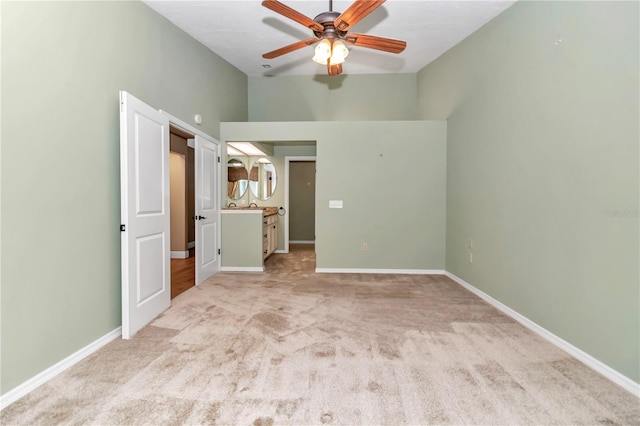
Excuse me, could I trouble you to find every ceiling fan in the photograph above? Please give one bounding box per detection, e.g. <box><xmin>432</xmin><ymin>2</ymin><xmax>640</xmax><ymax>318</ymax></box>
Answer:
<box><xmin>262</xmin><ymin>0</ymin><xmax>407</xmax><ymax>76</ymax></box>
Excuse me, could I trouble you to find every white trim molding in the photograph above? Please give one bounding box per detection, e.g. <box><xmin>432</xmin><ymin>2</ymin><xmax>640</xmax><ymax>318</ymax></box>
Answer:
<box><xmin>289</xmin><ymin>240</ymin><xmax>315</xmax><ymax>244</ymax></box>
<box><xmin>170</xmin><ymin>250</ymin><xmax>189</xmax><ymax>259</ymax></box>
<box><xmin>0</xmin><ymin>327</ymin><xmax>122</xmax><ymax>411</ymax></box>
<box><xmin>316</xmin><ymin>268</ymin><xmax>445</xmax><ymax>275</ymax></box>
<box><xmin>444</xmin><ymin>271</ymin><xmax>640</xmax><ymax>398</ymax></box>
<box><xmin>220</xmin><ymin>266</ymin><xmax>264</xmax><ymax>272</ymax></box>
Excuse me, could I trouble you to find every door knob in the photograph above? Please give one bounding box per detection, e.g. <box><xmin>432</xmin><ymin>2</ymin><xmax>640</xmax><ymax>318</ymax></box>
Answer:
<box><xmin>198</xmin><ymin>215</ymin><xmax>207</xmax><ymax>220</ymax></box>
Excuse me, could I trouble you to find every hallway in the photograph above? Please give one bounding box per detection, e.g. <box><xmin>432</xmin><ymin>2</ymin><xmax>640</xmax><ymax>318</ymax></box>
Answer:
<box><xmin>171</xmin><ymin>248</ymin><xmax>195</xmax><ymax>299</ymax></box>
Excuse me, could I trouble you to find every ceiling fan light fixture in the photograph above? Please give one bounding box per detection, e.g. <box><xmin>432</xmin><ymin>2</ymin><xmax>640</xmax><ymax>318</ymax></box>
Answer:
<box><xmin>262</xmin><ymin>0</ymin><xmax>406</xmax><ymax>76</ymax></box>
<box><xmin>312</xmin><ymin>39</ymin><xmax>332</xmax><ymax>64</ymax></box>
<box><xmin>329</xmin><ymin>39</ymin><xmax>349</xmax><ymax>65</ymax></box>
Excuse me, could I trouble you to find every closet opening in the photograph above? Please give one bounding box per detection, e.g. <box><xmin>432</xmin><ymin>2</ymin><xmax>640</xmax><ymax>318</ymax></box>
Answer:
<box><xmin>169</xmin><ymin>125</ymin><xmax>195</xmax><ymax>299</ymax></box>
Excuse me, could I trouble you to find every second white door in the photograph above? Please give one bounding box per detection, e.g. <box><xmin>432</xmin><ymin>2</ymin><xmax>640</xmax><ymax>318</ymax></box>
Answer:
<box><xmin>195</xmin><ymin>135</ymin><xmax>220</xmax><ymax>284</ymax></box>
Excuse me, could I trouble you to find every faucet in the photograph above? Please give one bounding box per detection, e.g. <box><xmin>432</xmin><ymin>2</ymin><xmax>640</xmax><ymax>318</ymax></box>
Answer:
<box><xmin>228</xmin><ymin>202</ymin><xmax>237</xmax><ymax>207</ymax></box>
<box><xmin>249</xmin><ymin>202</ymin><xmax>258</xmax><ymax>208</ymax></box>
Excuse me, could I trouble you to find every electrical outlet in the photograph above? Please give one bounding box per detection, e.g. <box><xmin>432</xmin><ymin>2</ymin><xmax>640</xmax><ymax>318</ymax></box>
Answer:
<box><xmin>362</xmin><ymin>243</ymin><xmax>368</xmax><ymax>251</ymax></box>
<box><xmin>469</xmin><ymin>253</ymin><xmax>473</xmax><ymax>263</ymax></box>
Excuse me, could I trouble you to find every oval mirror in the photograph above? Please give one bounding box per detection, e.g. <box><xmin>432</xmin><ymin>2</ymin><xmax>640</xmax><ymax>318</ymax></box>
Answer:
<box><xmin>249</xmin><ymin>159</ymin><xmax>277</xmax><ymax>200</ymax></box>
<box><xmin>227</xmin><ymin>158</ymin><xmax>249</xmax><ymax>200</ymax></box>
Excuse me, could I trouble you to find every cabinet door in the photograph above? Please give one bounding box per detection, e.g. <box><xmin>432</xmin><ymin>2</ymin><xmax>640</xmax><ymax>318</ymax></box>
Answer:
<box><xmin>269</xmin><ymin>222</ymin><xmax>277</xmax><ymax>254</ymax></box>
<box><xmin>262</xmin><ymin>224</ymin><xmax>269</xmax><ymax>259</ymax></box>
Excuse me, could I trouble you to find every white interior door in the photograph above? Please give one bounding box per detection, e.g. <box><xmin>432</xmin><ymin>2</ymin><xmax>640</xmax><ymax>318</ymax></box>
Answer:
<box><xmin>195</xmin><ymin>135</ymin><xmax>220</xmax><ymax>284</ymax></box>
<box><xmin>119</xmin><ymin>91</ymin><xmax>171</xmax><ymax>339</ymax></box>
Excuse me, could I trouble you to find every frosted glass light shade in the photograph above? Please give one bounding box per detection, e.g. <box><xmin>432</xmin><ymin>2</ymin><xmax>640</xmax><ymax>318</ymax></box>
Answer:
<box><xmin>329</xmin><ymin>39</ymin><xmax>349</xmax><ymax>65</ymax></box>
<box><xmin>312</xmin><ymin>39</ymin><xmax>332</xmax><ymax>65</ymax></box>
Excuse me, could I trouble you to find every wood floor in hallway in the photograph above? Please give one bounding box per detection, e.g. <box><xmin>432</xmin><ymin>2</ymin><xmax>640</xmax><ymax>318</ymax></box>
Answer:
<box><xmin>171</xmin><ymin>248</ymin><xmax>195</xmax><ymax>299</ymax></box>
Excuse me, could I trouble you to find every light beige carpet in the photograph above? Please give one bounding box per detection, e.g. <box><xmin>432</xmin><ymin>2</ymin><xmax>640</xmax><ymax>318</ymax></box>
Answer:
<box><xmin>2</xmin><ymin>245</ymin><xmax>638</xmax><ymax>425</ymax></box>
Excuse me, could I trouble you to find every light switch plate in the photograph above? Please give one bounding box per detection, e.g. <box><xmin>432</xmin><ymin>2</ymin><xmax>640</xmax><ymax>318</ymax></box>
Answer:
<box><xmin>329</xmin><ymin>200</ymin><xmax>343</xmax><ymax>209</ymax></box>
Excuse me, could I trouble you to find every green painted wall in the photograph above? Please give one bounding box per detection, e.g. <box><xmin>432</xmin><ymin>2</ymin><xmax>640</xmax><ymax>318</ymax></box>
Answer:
<box><xmin>221</xmin><ymin>212</ymin><xmax>264</xmax><ymax>269</ymax></box>
<box><xmin>248</xmin><ymin>74</ymin><xmax>417</xmax><ymax>121</ymax></box>
<box><xmin>417</xmin><ymin>1</ymin><xmax>639</xmax><ymax>382</ymax></box>
<box><xmin>1</xmin><ymin>1</ymin><xmax>248</xmax><ymax>394</ymax></box>
<box><xmin>221</xmin><ymin>121</ymin><xmax>446</xmax><ymax>271</ymax></box>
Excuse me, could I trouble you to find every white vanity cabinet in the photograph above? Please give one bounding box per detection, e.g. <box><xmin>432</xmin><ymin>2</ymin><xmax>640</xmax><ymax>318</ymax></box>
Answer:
<box><xmin>263</xmin><ymin>214</ymin><xmax>278</xmax><ymax>259</ymax></box>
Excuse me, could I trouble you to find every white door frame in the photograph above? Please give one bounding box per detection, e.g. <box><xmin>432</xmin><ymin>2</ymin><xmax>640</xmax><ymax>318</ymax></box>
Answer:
<box><xmin>160</xmin><ymin>110</ymin><xmax>222</xmax><ymax>285</ymax></box>
<box><xmin>284</xmin><ymin>156</ymin><xmax>317</xmax><ymax>253</ymax></box>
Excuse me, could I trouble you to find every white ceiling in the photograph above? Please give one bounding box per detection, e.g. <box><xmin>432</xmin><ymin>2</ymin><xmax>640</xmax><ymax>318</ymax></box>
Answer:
<box><xmin>143</xmin><ymin>0</ymin><xmax>516</xmax><ymax>77</ymax></box>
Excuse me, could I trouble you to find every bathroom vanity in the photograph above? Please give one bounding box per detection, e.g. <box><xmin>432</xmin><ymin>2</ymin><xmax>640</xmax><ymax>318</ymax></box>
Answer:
<box><xmin>224</xmin><ymin>147</ymin><xmax>279</xmax><ymax>271</ymax></box>
<box><xmin>221</xmin><ymin>206</ymin><xmax>278</xmax><ymax>272</ymax></box>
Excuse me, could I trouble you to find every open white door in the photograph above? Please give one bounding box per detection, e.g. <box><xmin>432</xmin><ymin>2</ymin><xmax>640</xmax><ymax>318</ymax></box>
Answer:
<box><xmin>194</xmin><ymin>135</ymin><xmax>220</xmax><ymax>284</ymax></box>
<box><xmin>120</xmin><ymin>91</ymin><xmax>171</xmax><ymax>339</ymax></box>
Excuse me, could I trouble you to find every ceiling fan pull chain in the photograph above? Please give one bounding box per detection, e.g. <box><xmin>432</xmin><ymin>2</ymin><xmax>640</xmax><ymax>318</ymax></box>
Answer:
<box><xmin>329</xmin><ymin>0</ymin><xmax>333</xmax><ymax>12</ymax></box>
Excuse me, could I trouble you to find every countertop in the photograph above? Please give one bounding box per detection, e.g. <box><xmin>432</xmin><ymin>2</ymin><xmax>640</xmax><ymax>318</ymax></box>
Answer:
<box><xmin>222</xmin><ymin>206</ymin><xmax>278</xmax><ymax>217</ymax></box>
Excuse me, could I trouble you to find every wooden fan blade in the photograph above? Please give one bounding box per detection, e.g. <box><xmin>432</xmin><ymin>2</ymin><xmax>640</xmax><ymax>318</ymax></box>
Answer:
<box><xmin>262</xmin><ymin>38</ymin><xmax>319</xmax><ymax>59</ymax></box>
<box><xmin>334</xmin><ymin>0</ymin><xmax>386</xmax><ymax>31</ymax></box>
<box><xmin>262</xmin><ymin>0</ymin><xmax>324</xmax><ymax>32</ymax></box>
<box><xmin>327</xmin><ymin>63</ymin><xmax>343</xmax><ymax>76</ymax></box>
<box><xmin>344</xmin><ymin>33</ymin><xmax>406</xmax><ymax>53</ymax></box>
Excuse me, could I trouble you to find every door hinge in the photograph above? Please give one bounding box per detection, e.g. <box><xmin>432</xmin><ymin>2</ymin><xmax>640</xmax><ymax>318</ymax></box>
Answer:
<box><xmin>217</xmin><ymin>156</ymin><xmax>221</xmax><ymax>163</ymax></box>
<box><xmin>218</xmin><ymin>248</ymin><xmax>221</xmax><ymax>255</ymax></box>
<box><xmin>120</xmin><ymin>224</ymin><xmax>126</xmax><ymax>232</ymax></box>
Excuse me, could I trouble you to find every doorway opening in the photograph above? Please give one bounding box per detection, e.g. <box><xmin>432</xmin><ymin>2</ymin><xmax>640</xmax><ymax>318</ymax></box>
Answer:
<box><xmin>264</xmin><ymin>156</ymin><xmax>317</xmax><ymax>272</ymax></box>
<box><xmin>283</xmin><ymin>156</ymin><xmax>317</xmax><ymax>252</ymax></box>
<box><xmin>288</xmin><ymin>160</ymin><xmax>316</xmax><ymax>244</ymax></box>
<box><xmin>120</xmin><ymin>91</ymin><xmax>221</xmax><ymax>338</ymax></box>
<box><xmin>169</xmin><ymin>125</ymin><xmax>195</xmax><ymax>299</ymax></box>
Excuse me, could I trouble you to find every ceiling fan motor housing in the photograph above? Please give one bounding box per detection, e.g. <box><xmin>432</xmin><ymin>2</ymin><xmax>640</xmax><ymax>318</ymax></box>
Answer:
<box><xmin>313</xmin><ymin>11</ymin><xmax>347</xmax><ymax>39</ymax></box>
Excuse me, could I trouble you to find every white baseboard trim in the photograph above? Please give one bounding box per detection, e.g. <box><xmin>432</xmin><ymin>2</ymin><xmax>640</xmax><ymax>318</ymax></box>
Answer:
<box><xmin>444</xmin><ymin>271</ymin><xmax>640</xmax><ymax>397</ymax></box>
<box><xmin>220</xmin><ymin>266</ymin><xmax>264</xmax><ymax>272</ymax></box>
<box><xmin>187</xmin><ymin>241</ymin><xmax>195</xmax><ymax>249</ymax></box>
<box><xmin>274</xmin><ymin>249</ymin><xmax>287</xmax><ymax>254</ymax></box>
<box><xmin>0</xmin><ymin>327</ymin><xmax>122</xmax><ymax>411</ymax></box>
<box><xmin>316</xmin><ymin>268</ymin><xmax>445</xmax><ymax>275</ymax></box>
<box><xmin>289</xmin><ymin>240</ymin><xmax>315</xmax><ymax>244</ymax></box>
<box><xmin>170</xmin><ymin>250</ymin><xmax>189</xmax><ymax>259</ymax></box>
